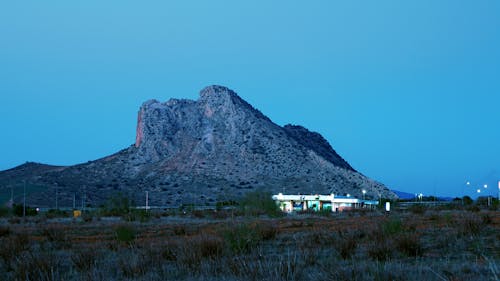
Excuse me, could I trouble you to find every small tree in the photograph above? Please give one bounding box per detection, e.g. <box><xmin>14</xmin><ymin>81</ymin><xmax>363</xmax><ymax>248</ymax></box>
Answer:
<box><xmin>102</xmin><ymin>193</ymin><xmax>134</xmax><ymax>216</ymax></box>
<box><xmin>238</xmin><ymin>190</ymin><xmax>282</xmax><ymax>217</ymax></box>
<box><xmin>462</xmin><ymin>196</ymin><xmax>473</xmax><ymax>206</ymax></box>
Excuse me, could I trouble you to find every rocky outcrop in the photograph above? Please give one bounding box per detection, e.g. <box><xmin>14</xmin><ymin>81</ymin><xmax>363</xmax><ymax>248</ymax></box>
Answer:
<box><xmin>0</xmin><ymin>85</ymin><xmax>396</xmax><ymax>208</ymax></box>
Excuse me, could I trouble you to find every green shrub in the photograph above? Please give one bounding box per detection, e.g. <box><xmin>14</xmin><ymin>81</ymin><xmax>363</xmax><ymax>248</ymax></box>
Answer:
<box><xmin>238</xmin><ymin>190</ymin><xmax>283</xmax><ymax>217</ymax></box>
<box><xmin>71</xmin><ymin>247</ymin><xmax>98</xmax><ymax>272</ymax></box>
<box><xmin>45</xmin><ymin>209</ymin><xmax>69</xmax><ymax>219</ymax></box>
<box><xmin>12</xmin><ymin>204</ymin><xmax>37</xmax><ymax>216</ymax></box>
<box><xmin>124</xmin><ymin>209</ymin><xmax>152</xmax><ymax>222</ymax></box>
<box><xmin>0</xmin><ymin>206</ymin><xmax>10</xmax><ymax>217</ymax></box>
<box><xmin>115</xmin><ymin>224</ymin><xmax>136</xmax><ymax>243</ymax></box>
<box><xmin>381</xmin><ymin>218</ymin><xmax>403</xmax><ymax>235</ymax></box>
<box><xmin>459</xmin><ymin>214</ymin><xmax>484</xmax><ymax>236</ymax></box>
<box><xmin>101</xmin><ymin>193</ymin><xmax>134</xmax><ymax>216</ymax></box>
<box><xmin>39</xmin><ymin>225</ymin><xmax>71</xmax><ymax>250</ymax></box>
<box><xmin>337</xmin><ymin>235</ymin><xmax>357</xmax><ymax>259</ymax></box>
<box><xmin>0</xmin><ymin>226</ymin><xmax>11</xmax><ymax>237</ymax></box>
<box><xmin>367</xmin><ymin>240</ymin><xmax>394</xmax><ymax>261</ymax></box>
<box><xmin>222</xmin><ymin>223</ymin><xmax>261</xmax><ymax>254</ymax></box>
<box><xmin>409</xmin><ymin>204</ymin><xmax>426</xmax><ymax>215</ymax></box>
<box><xmin>396</xmin><ymin>233</ymin><xmax>423</xmax><ymax>257</ymax></box>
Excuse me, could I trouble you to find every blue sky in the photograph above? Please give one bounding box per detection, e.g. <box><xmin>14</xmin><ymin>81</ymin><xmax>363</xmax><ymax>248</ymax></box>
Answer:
<box><xmin>1</xmin><ymin>1</ymin><xmax>499</xmax><ymax>198</ymax></box>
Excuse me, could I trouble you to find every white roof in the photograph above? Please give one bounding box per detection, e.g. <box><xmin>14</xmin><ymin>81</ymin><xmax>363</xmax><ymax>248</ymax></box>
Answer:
<box><xmin>272</xmin><ymin>194</ymin><xmax>360</xmax><ymax>204</ymax></box>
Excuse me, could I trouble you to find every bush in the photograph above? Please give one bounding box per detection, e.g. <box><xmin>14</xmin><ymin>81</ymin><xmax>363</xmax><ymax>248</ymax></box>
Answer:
<box><xmin>396</xmin><ymin>233</ymin><xmax>423</xmax><ymax>257</ymax></box>
<box><xmin>367</xmin><ymin>240</ymin><xmax>394</xmax><ymax>261</ymax></box>
<box><xmin>45</xmin><ymin>209</ymin><xmax>69</xmax><ymax>219</ymax></box>
<box><xmin>381</xmin><ymin>218</ymin><xmax>403</xmax><ymax>236</ymax></box>
<box><xmin>409</xmin><ymin>204</ymin><xmax>426</xmax><ymax>215</ymax></box>
<box><xmin>336</xmin><ymin>235</ymin><xmax>357</xmax><ymax>260</ymax></box>
<box><xmin>459</xmin><ymin>214</ymin><xmax>484</xmax><ymax>236</ymax></box>
<box><xmin>222</xmin><ymin>223</ymin><xmax>261</xmax><ymax>254</ymax></box>
<box><xmin>239</xmin><ymin>190</ymin><xmax>283</xmax><ymax>217</ymax></box>
<box><xmin>115</xmin><ymin>224</ymin><xmax>136</xmax><ymax>243</ymax></box>
<box><xmin>101</xmin><ymin>193</ymin><xmax>134</xmax><ymax>216</ymax></box>
<box><xmin>12</xmin><ymin>204</ymin><xmax>38</xmax><ymax>216</ymax></box>
<box><xmin>0</xmin><ymin>226</ymin><xmax>11</xmax><ymax>237</ymax></box>
<box><xmin>71</xmin><ymin>247</ymin><xmax>98</xmax><ymax>272</ymax></box>
<box><xmin>124</xmin><ymin>209</ymin><xmax>152</xmax><ymax>222</ymax></box>
<box><xmin>41</xmin><ymin>225</ymin><xmax>68</xmax><ymax>247</ymax></box>
<box><xmin>0</xmin><ymin>206</ymin><xmax>10</xmax><ymax>217</ymax></box>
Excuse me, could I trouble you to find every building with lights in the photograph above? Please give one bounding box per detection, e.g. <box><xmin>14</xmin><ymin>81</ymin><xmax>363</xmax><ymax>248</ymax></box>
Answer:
<box><xmin>272</xmin><ymin>193</ymin><xmax>379</xmax><ymax>213</ymax></box>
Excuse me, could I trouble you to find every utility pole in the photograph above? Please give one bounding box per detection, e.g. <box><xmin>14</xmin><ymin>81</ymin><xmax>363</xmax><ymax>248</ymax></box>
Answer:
<box><xmin>83</xmin><ymin>192</ymin><xmax>86</xmax><ymax>212</ymax></box>
<box><xmin>146</xmin><ymin>191</ymin><xmax>149</xmax><ymax>211</ymax></box>
<box><xmin>73</xmin><ymin>193</ymin><xmax>76</xmax><ymax>209</ymax></box>
<box><xmin>23</xmin><ymin>180</ymin><xmax>26</xmax><ymax>217</ymax></box>
<box><xmin>55</xmin><ymin>184</ymin><xmax>58</xmax><ymax>210</ymax></box>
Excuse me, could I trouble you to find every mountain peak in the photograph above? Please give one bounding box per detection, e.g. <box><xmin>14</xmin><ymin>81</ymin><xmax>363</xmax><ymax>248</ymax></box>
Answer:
<box><xmin>199</xmin><ymin>85</ymin><xmax>236</xmax><ymax>99</ymax></box>
<box><xmin>1</xmin><ymin>86</ymin><xmax>396</xmax><ymax>208</ymax></box>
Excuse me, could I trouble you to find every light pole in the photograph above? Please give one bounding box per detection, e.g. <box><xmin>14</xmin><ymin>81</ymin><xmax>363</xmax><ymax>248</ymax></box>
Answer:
<box><xmin>464</xmin><ymin>181</ymin><xmax>471</xmax><ymax>205</ymax></box>
<box><xmin>498</xmin><ymin>180</ymin><xmax>500</xmax><ymax>201</ymax></box>
<box><xmin>483</xmin><ymin>184</ymin><xmax>490</xmax><ymax>206</ymax></box>
<box><xmin>362</xmin><ymin>189</ymin><xmax>366</xmax><ymax>200</ymax></box>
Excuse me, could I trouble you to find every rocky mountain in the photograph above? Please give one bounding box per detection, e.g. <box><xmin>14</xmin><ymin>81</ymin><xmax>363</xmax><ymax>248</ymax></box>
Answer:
<box><xmin>0</xmin><ymin>85</ymin><xmax>396</xmax><ymax>208</ymax></box>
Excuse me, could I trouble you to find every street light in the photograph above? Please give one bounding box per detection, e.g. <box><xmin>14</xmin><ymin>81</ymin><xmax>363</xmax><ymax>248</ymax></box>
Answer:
<box><xmin>463</xmin><ymin>181</ymin><xmax>471</xmax><ymax>205</ymax></box>
<box><xmin>362</xmin><ymin>189</ymin><xmax>366</xmax><ymax>200</ymax></box>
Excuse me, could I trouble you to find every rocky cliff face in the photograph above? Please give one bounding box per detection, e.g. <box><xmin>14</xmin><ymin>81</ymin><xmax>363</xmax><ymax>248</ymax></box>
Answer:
<box><xmin>0</xmin><ymin>85</ymin><xmax>396</xmax><ymax>208</ymax></box>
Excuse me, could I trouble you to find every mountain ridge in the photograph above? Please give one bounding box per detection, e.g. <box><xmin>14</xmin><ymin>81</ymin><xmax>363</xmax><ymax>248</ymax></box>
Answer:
<box><xmin>0</xmin><ymin>85</ymin><xmax>396</xmax><ymax>207</ymax></box>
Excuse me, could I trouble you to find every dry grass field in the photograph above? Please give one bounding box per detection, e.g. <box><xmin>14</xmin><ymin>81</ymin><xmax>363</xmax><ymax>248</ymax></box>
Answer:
<box><xmin>0</xmin><ymin>207</ymin><xmax>499</xmax><ymax>281</ymax></box>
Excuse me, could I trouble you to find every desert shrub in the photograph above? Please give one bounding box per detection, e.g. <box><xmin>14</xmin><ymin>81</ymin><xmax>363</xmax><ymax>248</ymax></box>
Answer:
<box><xmin>216</xmin><ymin>200</ymin><xmax>238</xmax><ymax>210</ymax></box>
<box><xmin>381</xmin><ymin>218</ymin><xmax>403</xmax><ymax>236</ymax></box>
<box><xmin>117</xmin><ymin>249</ymin><xmax>148</xmax><ymax>278</ymax></box>
<box><xmin>101</xmin><ymin>193</ymin><xmax>134</xmax><ymax>216</ymax></box>
<box><xmin>481</xmin><ymin>213</ymin><xmax>492</xmax><ymax>225</ymax></box>
<box><xmin>161</xmin><ymin>244</ymin><xmax>177</xmax><ymax>261</ymax></box>
<box><xmin>41</xmin><ymin>225</ymin><xmax>70</xmax><ymax>249</ymax></box>
<box><xmin>256</xmin><ymin>221</ymin><xmax>279</xmax><ymax>240</ymax></box>
<box><xmin>71</xmin><ymin>247</ymin><xmax>99</xmax><ymax>272</ymax></box>
<box><xmin>172</xmin><ymin>224</ymin><xmax>187</xmax><ymax>236</ymax></box>
<box><xmin>45</xmin><ymin>209</ymin><xmax>69</xmax><ymax>219</ymax></box>
<box><xmin>124</xmin><ymin>209</ymin><xmax>152</xmax><ymax>222</ymax></box>
<box><xmin>12</xmin><ymin>204</ymin><xmax>38</xmax><ymax>216</ymax></box>
<box><xmin>0</xmin><ymin>226</ymin><xmax>11</xmax><ymax>237</ymax></box>
<box><xmin>459</xmin><ymin>214</ymin><xmax>484</xmax><ymax>236</ymax></box>
<box><xmin>367</xmin><ymin>240</ymin><xmax>394</xmax><ymax>261</ymax></box>
<box><xmin>81</xmin><ymin>212</ymin><xmax>93</xmax><ymax>222</ymax></box>
<box><xmin>196</xmin><ymin>234</ymin><xmax>224</xmax><ymax>258</ymax></box>
<box><xmin>8</xmin><ymin>217</ymin><xmax>21</xmax><ymax>224</ymax></box>
<box><xmin>336</xmin><ymin>235</ymin><xmax>358</xmax><ymax>260</ymax></box>
<box><xmin>191</xmin><ymin>209</ymin><xmax>206</xmax><ymax>218</ymax></box>
<box><xmin>222</xmin><ymin>223</ymin><xmax>262</xmax><ymax>254</ymax></box>
<box><xmin>0</xmin><ymin>233</ymin><xmax>30</xmax><ymax>271</ymax></box>
<box><xmin>239</xmin><ymin>190</ymin><xmax>283</xmax><ymax>218</ymax></box>
<box><xmin>0</xmin><ymin>206</ymin><xmax>10</xmax><ymax>217</ymax></box>
<box><xmin>466</xmin><ymin>205</ymin><xmax>480</xmax><ymax>212</ymax></box>
<box><xmin>396</xmin><ymin>233</ymin><xmax>423</xmax><ymax>257</ymax></box>
<box><xmin>409</xmin><ymin>204</ymin><xmax>426</xmax><ymax>215</ymax></box>
<box><xmin>115</xmin><ymin>224</ymin><xmax>136</xmax><ymax>243</ymax></box>
<box><xmin>178</xmin><ymin>234</ymin><xmax>225</xmax><ymax>267</ymax></box>
<box><xmin>11</xmin><ymin>250</ymin><xmax>63</xmax><ymax>281</ymax></box>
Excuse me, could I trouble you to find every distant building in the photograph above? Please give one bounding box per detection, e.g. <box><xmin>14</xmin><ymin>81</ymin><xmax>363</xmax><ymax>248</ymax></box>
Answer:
<box><xmin>272</xmin><ymin>193</ymin><xmax>379</xmax><ymax>213</ymax></box>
